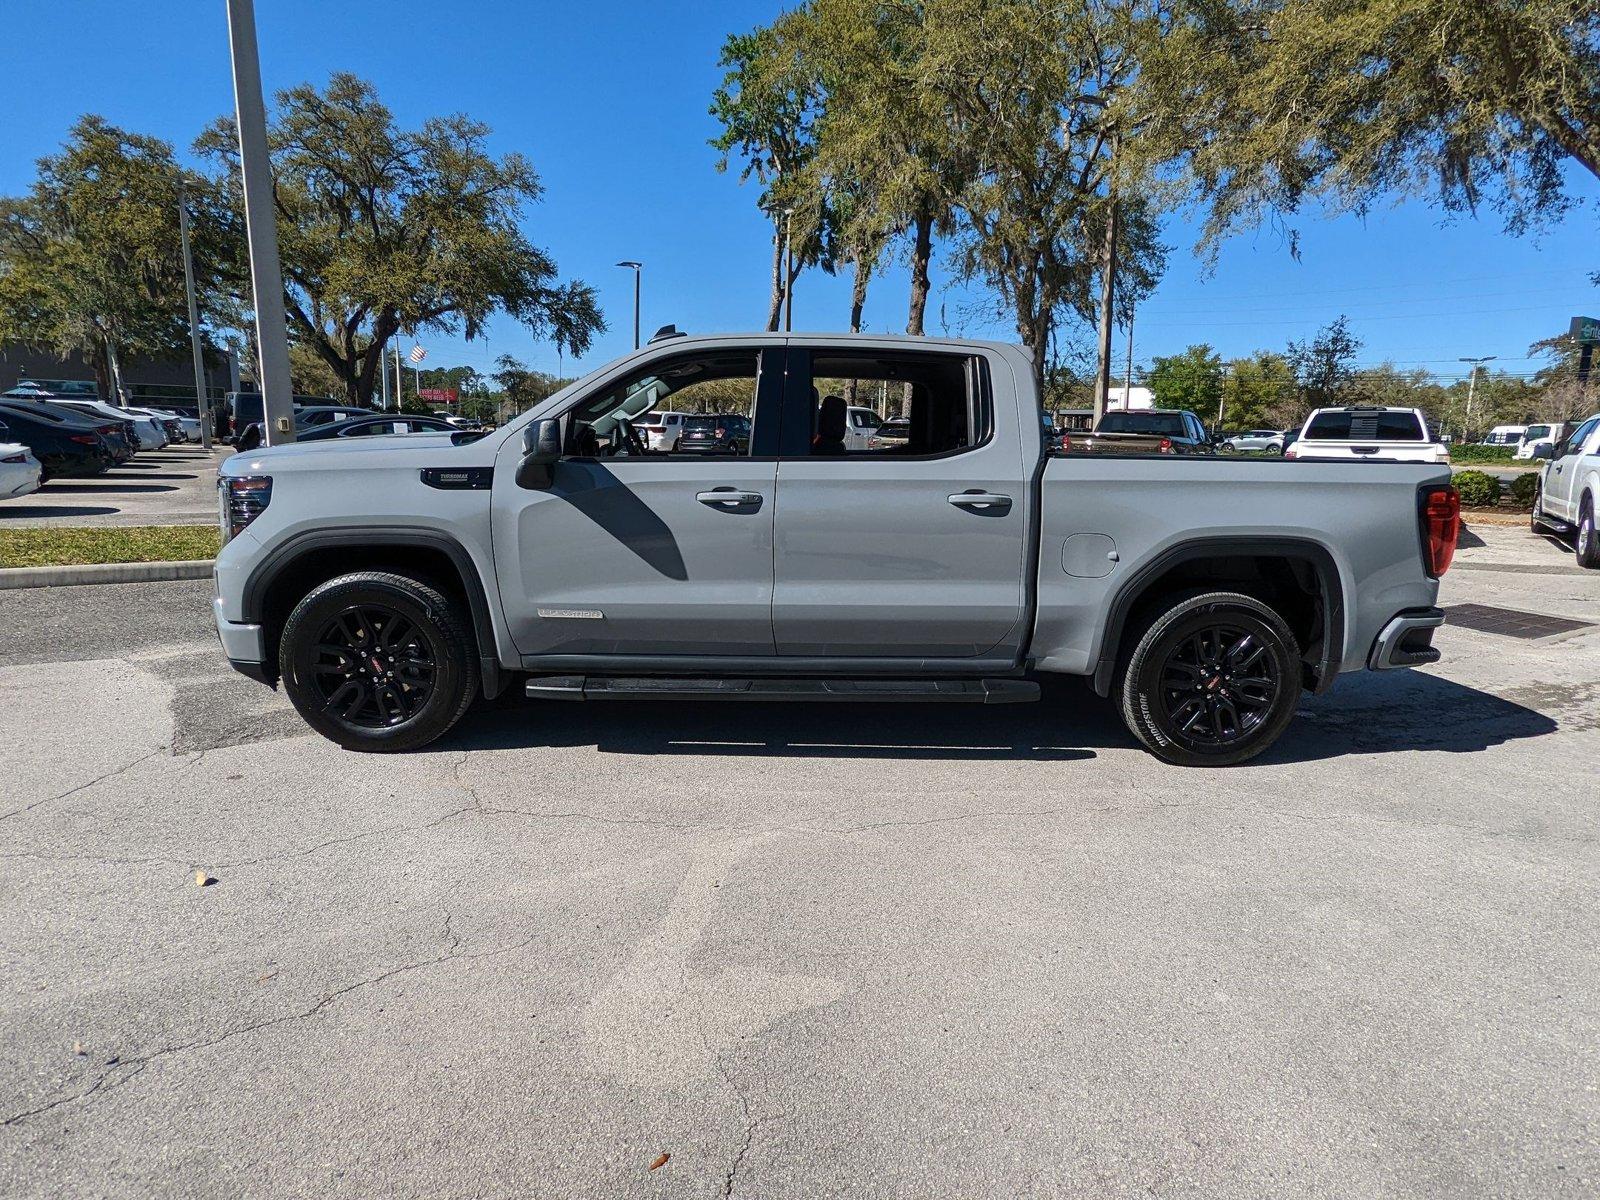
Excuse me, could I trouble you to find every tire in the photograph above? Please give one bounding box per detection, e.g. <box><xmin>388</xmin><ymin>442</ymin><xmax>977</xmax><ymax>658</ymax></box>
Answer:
<box><xmin>278</xmin><ymin>571</ymin><xmax>480</xmax><ymax>752</ymax></box>
<box><xmin>1115</xmin><ymin>591</ymin><xmax>1301</xmax><ymax>767</ymax></box>
<box><xmin>1530</xmin><ymin>481</ymin><xmax>1547</xmax><ymax>533</ymax></box>
<box><xmin>1266</xmin><ymin>442</ymin><xmax>1282</xmax><ymax>455</ymax></box>
<box><xmin>1577</xmin><ymin>497</ymin><xmax>1600</xmax><ymax>570</ymax></box>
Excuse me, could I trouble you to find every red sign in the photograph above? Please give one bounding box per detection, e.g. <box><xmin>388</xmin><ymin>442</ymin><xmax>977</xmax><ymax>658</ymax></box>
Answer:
<box><xmin>418</xmin><ymin>388</ymin><xmax>458</xmax><ymax>406</ymax></box>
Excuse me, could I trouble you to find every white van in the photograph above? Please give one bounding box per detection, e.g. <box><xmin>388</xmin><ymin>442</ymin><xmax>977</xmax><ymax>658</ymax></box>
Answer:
<box><xmin>1481</xmin><ymin>425</ymin><xmax>1526</xmax><ymax>447</ymax></box>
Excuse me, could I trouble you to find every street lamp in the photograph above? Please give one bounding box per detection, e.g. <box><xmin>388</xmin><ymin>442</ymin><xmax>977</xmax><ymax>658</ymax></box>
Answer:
<box><xmin>616</xmin><ymin>261</ymin><xmax>642</xmax><ymax>350</ymax></box>
<box><xmin>1459</xmin><ymin>355</ymin><xmax>1497</xmax><ymax>442</ymax></box>
<box><xmin>781</xmin><ymin>208</ymin><xmax>795</xmax><ymax>333</ymax></box>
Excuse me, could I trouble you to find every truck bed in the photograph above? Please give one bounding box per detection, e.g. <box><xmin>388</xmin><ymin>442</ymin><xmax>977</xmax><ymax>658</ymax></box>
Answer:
<box><xmin>1029</xmin><ymin>455</ymin><xmax>1452</xmax><ymax>681</ymax></box>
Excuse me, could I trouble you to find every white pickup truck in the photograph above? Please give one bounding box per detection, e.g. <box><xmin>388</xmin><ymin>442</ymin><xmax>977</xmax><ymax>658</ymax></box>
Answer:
<box><xmin>1286</xmin><ymin>406</ymin><xmax>1450</xmax><ymax>464</ymax></box>
<box><xmin>212</xmin><ymin>332</ymin><xmax>1460</xmax><ymax>766</ymax></box>
<box><xmin>1532</xmin><ymin>412</ymin><xmax>1600</xmax><ymax>568</ymax></box>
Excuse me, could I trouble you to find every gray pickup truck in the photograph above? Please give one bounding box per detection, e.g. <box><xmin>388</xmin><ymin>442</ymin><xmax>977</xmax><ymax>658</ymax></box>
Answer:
<box><xmin>213</xmin><ymin>332</ymin><xmax>1460</xmax><ymax>766</ymax></box>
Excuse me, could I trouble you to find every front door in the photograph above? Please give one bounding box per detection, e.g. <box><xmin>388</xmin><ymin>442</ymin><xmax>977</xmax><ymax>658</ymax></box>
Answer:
<box><xmin>492</xmin><ymin>344</ymin><xmax>783</xmax><ymax>657</ymax></box>
<box><xmin>1546</xmin><ymin>417</ymin><xmax>1598</xmax><ymax>521</ymax></box>
<box><xmin>769</xmin><ymin>344</ymin><xmax>1030</xmax><ymax>661</ymax></box>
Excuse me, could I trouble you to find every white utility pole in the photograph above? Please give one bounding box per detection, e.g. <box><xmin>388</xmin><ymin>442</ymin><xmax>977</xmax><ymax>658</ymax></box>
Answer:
<box><xmin>781</xmin><ymin>208</ymin><xmax>795</xmax><ymax>333</ymax></box>
<box><xmin>225</xmin><ymin>0</ymin><xmax>296</xmax><ymax>445</ymax></box>
<box><xmin>1459</xmin><ymin>355</ymin><xmax>1497</xmax><ymax>442</ymax></box>
<box><xmin>178</xmin><ymin>186</ymin><xmax>214</xmax><ymax>450</ymax></box>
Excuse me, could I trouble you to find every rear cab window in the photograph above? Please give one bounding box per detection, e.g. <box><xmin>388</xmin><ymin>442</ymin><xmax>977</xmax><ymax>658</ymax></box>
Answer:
<box><xmin>1305</xmin><ymin>410</ymin><xmax>1427</xmax><ymax>441</ymax></box>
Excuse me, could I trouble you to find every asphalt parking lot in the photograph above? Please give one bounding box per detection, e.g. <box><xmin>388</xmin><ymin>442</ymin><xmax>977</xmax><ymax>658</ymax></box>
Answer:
<box><xmin>0</xmin><ymin>444</ymin><xmax>222</xmax><ymax>528</ymax></box>
<box><xmin>2</xmin><ymin>524</ymin><xmax>1597</xmax><ymax>1198</ymax></box>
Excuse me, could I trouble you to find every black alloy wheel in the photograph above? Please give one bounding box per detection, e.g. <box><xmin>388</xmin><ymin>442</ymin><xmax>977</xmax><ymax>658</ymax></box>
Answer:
<box><xmin>1117</xmin><ymin>591</ymin><xmax>1302</xmax><ymax>767</ymax></box>
<box><xmin>1155</xmin><ymin>624</ymin><xmax>1281</xmax><ymax>747</ymax></box>
<box><xmin>279</xmin><ymin>571</ymin><xmax>479</xmax><ymax>752</ymax></box>
<box><xmin>310</xmin><ymin>604</ymin><xmax>438</xmax><ymax>729</ymax></box>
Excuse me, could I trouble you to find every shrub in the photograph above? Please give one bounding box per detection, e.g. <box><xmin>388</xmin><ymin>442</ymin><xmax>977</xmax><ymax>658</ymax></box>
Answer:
<box><xmin>1449</xmin><ymin>445</ymin><xmax>1519</xmax><ymax>466</ymax></box>
<box><xmin>1509</xmin><ymin>471</ymin><xmax>1540</xmax><ymax>508</ymax></box>
<box><xmin>1453</xmin><ymin>470</ymin><xmax>1500</xmax><ymax>508</ymax></box>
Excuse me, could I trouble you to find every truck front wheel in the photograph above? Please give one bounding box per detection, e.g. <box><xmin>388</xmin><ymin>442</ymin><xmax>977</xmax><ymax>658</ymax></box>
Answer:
<box><xmin>278</xmin><ymin>571</ymin><xmax>480</xmax><ymax>753</ymax></box>
<box><xmin>1115</xmin><ymin>591</ymin><xmax>1301</xmax><ymax>767</ymax></box>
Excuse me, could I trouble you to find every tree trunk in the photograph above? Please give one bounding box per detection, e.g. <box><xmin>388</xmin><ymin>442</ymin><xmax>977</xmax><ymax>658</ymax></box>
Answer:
<box><xmin>89</xmin><ymin>333</ymin><xmax>115</xmax><ymax>406</ymax></box>
<box><xmin>353</xmin><ymin>344</ymin><xmax>384</xmax><ymax>406</ymax></box>
<box><xmin>1092</xmin><ymin>197</ymin><xmax>1119</xmax><ymax>426</ymax></box>
<box><xmin>765</xmin><ymin>220</ymin><xmax>785</xmax><ymax>333</ymax></box>
<box><xmin>849</xmin><ymin>256</ymin><xmax>869</xmax><ymax>333</ymax></box>
<box><xmin>907</xmin><ymin>212</ymin><xmax>933</xmax><ymax>336</ymax></box>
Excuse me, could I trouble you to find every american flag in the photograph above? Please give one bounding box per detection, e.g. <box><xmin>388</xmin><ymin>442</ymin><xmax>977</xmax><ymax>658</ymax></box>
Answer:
<box><xmin>408</xmin><ymin>344</ymin><xmax>427</xmax><ymax>364</ymax></box>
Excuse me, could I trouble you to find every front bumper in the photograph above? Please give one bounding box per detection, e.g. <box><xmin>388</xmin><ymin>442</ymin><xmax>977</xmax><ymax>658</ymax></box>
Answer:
<box><xmin>1368</xmin><ymin>607</ymin><xmax>1445</xmax><ymax>669</ymax></box>
<box><xmin>213</xmin><ymin>593</ymin><xmax>270</xmax><ymax>682</ymax></box>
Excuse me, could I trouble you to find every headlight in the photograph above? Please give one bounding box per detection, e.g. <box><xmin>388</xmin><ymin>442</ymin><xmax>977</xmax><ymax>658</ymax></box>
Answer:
<box><xmin>220</xmin><ymin>475</ymin><xmax>272</xmax><ymax>541</ymax></box>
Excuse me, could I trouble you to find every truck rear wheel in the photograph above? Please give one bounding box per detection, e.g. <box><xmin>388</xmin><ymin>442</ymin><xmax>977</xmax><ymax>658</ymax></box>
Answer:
<box><xmin>278</xmin><ymin>571</ymin><xmax>480</xmax><ymax>753</ymax></box>
<box><xmin>1577</xmin><ymin>497</ymin><xmax>1600</xmax><ymax>570</ymax></box>
<box><xmin>1116</xmin><ymin>591</ymin><xmax>1301</xmax><ymax>767</ymax></box>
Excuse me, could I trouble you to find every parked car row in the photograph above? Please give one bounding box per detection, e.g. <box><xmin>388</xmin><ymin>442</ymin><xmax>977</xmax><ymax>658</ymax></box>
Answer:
<box><xmin>0</xmin><ymin>383</ymin><xmax>212</xmax><ymax>496</ymax></box>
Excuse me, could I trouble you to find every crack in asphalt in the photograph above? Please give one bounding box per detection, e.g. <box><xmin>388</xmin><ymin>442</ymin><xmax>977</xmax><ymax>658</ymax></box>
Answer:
<box><xmin>0</xmin><ymin>750</ymin><xmax>163</xmax><ymax>825</ymax></box>
<box><xmin>1</xmin><ymin>920</ymin><xmax>538</xmax><ymax>1129</ymax></box>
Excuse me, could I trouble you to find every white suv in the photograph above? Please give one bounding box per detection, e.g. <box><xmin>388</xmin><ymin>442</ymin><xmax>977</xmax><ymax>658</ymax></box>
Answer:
<box><xmin>1287</xmin><ymin>407</ymin><xmax>1449</xmax><ymax>464</ymax></box>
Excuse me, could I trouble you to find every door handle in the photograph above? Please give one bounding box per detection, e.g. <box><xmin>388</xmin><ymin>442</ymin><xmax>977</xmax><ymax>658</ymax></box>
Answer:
<box><xmin>696</xmin><ymin>488</ymin><xmax>763</xmax><ymax>508</ymax></box>
<box><xmin>948</xmin><ymin>491</ymin><xmax>1012</xmax><ymax>511</ymax></box>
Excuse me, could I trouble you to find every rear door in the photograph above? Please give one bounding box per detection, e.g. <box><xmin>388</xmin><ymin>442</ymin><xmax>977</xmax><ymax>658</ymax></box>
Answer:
<box><xmin>491</xmin><ymin>343</ymin><xmax>783</xmax><ymax>658</ymax></box>
<box><xmin>770</xmin><ymin>344</ymin><xmax>1030</xmax><ymax>661</ymax></box>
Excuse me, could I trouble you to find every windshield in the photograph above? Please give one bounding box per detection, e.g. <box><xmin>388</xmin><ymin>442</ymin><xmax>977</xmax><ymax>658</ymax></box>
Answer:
<box><xmin>1524</xmin><ymin>425</ymin><xmax>1550</xmax><ymax>439</ymax></box>
<box><xmin>1098</xmin><ymin>412</ymin><xmax>1186</xmax><ymax>437</ymax></box>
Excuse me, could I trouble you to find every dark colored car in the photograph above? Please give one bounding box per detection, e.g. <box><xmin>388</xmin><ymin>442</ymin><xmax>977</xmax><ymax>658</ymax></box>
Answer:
<box><xmin>233</xmin><ymin>406</ymin><xmax>380</xmax><ymax>452</ymax></box>
<box><xmin>295</xmin><ymin>415</ymin><xmax>458</xmax><ymax>442</ymax></box>
<box><xmin>220</xmin><ymin>392</ymin><xmax>353</xmax><ymax>441</ymax></box>
<box><xmin>1068</xmin><ymin>409</ymin><xmax>1216</xmax><ymax>456</ymax></box>
<box><xmin>867</xmin><ymin>417</ymin><xmax>911</xmax><ymax>450</ymax></box>
<box><xmin>677</xmin><ymin>413</ymin><xmax>751</xmax><ymax>453</ymax></box>
<box><xmin>6</xmin><ymin>394</ymin><xmax>138</xmax><ymax>462</ymax></box>
<box><xmin>0</xmin><ymin>399</ymin><xmax>115</xmax><ymax>478</ymax></box>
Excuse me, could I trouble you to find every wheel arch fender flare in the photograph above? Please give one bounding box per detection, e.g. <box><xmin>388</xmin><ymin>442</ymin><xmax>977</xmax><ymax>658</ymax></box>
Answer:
<box><xmin>1089</xmin><ymin>535</ymin><xmax>1346</xmax><ymax>698</ymax></box>
<box><xmin>241</xmin><ymin>527</ymin><xmax>506</xmax><ymax>698</ymax></box>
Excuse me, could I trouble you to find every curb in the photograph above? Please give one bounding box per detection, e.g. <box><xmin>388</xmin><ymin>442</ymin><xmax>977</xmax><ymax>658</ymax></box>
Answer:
<box><xmin>0</xmin><ymin>559</ymin><xmax>214</xmax><ymax>590</ymax></box>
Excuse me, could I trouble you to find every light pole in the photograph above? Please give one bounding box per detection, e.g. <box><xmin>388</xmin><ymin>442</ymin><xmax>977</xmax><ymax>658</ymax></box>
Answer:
<box><xmin>781</xmin><ymin>208</ymin><xmax>795</xmax><ymax>332</ymax></box>
<box><xmin>616</xmin><ymin>261</ymin><xmax>642</xmax><ymax>349</ymax></box>
<box><xmin>1459</xmin><ymin>355</ymin><xmax>1497</xmax><ymax>442</ymax></box>
<box><xmin>177</xmin><ymin>185</ymin><xmax>214</xmax><ymax>450</ymax></box>
<box><xmin>225</xmin><ymin>0</ymin><xmax>295</xmax><ymax>445</ymax></box>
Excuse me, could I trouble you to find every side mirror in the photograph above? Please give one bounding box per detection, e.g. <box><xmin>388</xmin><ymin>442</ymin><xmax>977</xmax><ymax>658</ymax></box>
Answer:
<box><xmin>515</xmin><ymin>417</ymin><xmax>562</xmax><ymax>489</ymax></box>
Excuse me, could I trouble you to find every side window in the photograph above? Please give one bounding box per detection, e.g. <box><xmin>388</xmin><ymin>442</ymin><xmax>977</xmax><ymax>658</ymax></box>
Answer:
<box><xmin>563</xmin><ymin>350</ymin><xmax>762</xmax><ymax>459</ymax></box>
<box><xmin>798</xmin><ymin>350</ymin><xmax>983</xmax><ymax>457</ymax></box>
<box><xmin>1561</xmin><ymin>420</ymin><xmax>1596</xmax><ymax>458</ymax></box>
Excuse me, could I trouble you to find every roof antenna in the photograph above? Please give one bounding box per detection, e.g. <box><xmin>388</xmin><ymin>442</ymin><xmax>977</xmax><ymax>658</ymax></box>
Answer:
<box><xmin>648</xmin><ymin>324</ymin><xmax>687</xmax><ymax>344</ymax></box>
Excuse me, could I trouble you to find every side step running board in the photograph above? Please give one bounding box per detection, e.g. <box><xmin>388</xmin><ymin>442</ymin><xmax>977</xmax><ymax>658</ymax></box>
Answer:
<box><xmin>525</xmin><ymin>675</ymin><xmax>1040</xmax><ymax>704</ymax></box>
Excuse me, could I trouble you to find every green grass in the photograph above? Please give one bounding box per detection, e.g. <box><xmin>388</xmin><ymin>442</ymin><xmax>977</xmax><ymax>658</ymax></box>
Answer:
<box><xmin>0</xmin><ymin>525</ymin><xmax>220</xmax><ymax>568</ymax></box>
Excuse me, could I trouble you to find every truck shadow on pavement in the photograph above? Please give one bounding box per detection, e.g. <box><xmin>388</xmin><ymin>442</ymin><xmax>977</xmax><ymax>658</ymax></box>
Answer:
<box><xmin>436</xmin><ymin>672</ymin><xmax>1556</xmax><ymax>764</ymax></box>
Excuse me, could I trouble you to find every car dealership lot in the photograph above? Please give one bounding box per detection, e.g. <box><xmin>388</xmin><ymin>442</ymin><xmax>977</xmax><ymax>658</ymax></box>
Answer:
<box><xmin>0</xmin><ymin>444</ymin><xmax>221</xmax><ymax>528</ymax></box>
<box><xmin>1</xmin><ymin>525</ymin><xmax>1597</xmax><ymax>1198</ymax></box>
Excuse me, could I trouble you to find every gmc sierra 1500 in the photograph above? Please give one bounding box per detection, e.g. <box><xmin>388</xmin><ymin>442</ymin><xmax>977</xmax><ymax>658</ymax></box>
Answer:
<box><xmin>213</xmin><ymin>333</ymin><xmax>1458</xmax><ymax>766</ymax></box>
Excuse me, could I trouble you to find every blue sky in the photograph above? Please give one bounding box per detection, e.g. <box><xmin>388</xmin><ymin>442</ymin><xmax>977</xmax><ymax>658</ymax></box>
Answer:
<box><xmin>3</xmin><ymin>0</ymin><xmax>1596</xmax><ymax>384</ymax></box>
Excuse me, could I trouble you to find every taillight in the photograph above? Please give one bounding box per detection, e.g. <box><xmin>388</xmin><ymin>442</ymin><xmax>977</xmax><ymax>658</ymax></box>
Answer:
<box><xmin>222</xmin><ymin>475</ymin><xmax>272</xmax><ymax>539</ymax></box>
<box><xmin>1284</xmin><ymin>446</ymin><xmax>1298</xmax><ymax>459</ymax></box>
<box><xmin>2</xmin><ymin>452</ymin><xmax>26</xmax><ymax>464</ymax></box>
<box><xmin>1059</xmin><ymin>434</ymin><xmax>1072</xmax><ymax>454</ymax></box>
<box><xmin>1420</xmin><ymin>485</ymin><xmax>1460</xmax><ymax>577</ymax></box>
<box><xmin>69</xmin><ymin>434</ymin><xmax>99</xmax><ymax>445</ymax></box>
<box><xmin>1158</xmin><ymin>437</ymin><xmax>1174</xmax><ymax>454</ymax></box>
<box><xmin>715</xmin><ymin>427</ymin><xmax>726</xmax><ymax>438</ymax></box>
